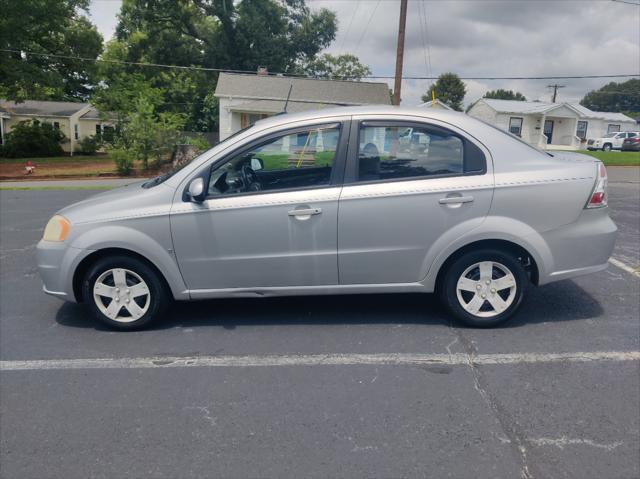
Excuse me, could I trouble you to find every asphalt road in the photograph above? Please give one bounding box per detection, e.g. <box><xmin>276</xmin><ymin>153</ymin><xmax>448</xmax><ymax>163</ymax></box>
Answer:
<box><xmin>0</xmin><ymin>168</ymin><xmax>638</xmax><ymax>479</ymax></box>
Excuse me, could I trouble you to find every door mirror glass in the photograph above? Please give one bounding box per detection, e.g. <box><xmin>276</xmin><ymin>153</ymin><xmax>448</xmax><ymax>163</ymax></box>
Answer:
<box><xmin>250</xmin><ymin>158</ymin><xmax>264</xmax><ymax>171</ymax></box>
<box><xmin>188</xmin><ymin>177</ymin><xmax>205</xmax><ymax>202</ymax></box>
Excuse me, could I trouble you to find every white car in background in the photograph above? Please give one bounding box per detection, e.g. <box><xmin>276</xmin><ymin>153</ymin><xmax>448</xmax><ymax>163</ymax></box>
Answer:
<box><xmin>588</xmin><ymin>131</ymin><xmax>639</xmax><ymax>151</ymax></box>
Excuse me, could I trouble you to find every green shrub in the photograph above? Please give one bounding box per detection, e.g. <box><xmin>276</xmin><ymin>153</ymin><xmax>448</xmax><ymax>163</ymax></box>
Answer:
<box><xmin>182</xmin><ymin>134</ymin><xmax>210</xmax><ymax>152</ymax></box>
<box><xmin>77</xmin><ymin>135</ymin><xmax>101</xmax><ymax>155</ymax></box>
<box><xmin>109</xmin><ymin>148</ymin><xmax>134</xmax><ymax>175</ymax></box>
<box><xmin>0</xmin><ymin>119</ymin><xmax>65</xmax><ymax>157</ymax></box>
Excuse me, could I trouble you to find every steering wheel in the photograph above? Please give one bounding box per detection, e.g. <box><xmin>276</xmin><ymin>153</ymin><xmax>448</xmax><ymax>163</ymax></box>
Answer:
<box><xmin>241</xmin><ymin>164</ymin><xmax>261</xmax><ymax>191</ymax></box>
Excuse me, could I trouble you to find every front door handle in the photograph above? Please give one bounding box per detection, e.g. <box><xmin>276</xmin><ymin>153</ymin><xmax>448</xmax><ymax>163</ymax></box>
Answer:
<box><xmin>288</xmin><ymin>208</ymin><xmax>322</xmax><ymax>216</ymax></box>
<box><xmin>439</xmin><ymin>196</ymin><xmax>474</xmax><ymax>205</ymax></box>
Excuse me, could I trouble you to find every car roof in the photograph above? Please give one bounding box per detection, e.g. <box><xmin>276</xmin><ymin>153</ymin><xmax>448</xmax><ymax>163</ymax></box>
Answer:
<box><xmin>252</xmin><ymin>105</ymin><xmax>469</xmax><ymax>129</ymax></box>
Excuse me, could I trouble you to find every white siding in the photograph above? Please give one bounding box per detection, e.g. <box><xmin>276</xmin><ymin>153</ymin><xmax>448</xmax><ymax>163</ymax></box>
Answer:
<box><xmin>467</xmin><ymin>101</ymin><xmax>497</xmax><ymax>123</ymax></box>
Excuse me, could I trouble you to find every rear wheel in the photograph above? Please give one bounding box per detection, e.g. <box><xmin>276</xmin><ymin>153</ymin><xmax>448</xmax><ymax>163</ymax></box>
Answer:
<box><xmin>82</xmin><ymin>256</ymin><xmax>169</xmax><ymax>330</ymax></box>
<box><xmin>440</xmin><ymin>249</ymin><xmax>528</xmax><ymax>327</ymax></box>
<box><xmin>602</xmin><ymin>143</ymin><xmax>612</xmax><ymax>152</ymax></box>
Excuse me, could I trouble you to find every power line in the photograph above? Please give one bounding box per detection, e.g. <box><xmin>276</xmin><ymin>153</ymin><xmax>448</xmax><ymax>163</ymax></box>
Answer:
<box><xmin>1</xmin><ymin>48</ymin><xmax>639</xmax><ymax>81</ymax></box>
<box><xmin>339</xmin><ymin>0</ymin><xmax>360</xmax><ymax>52</ymax></box>
<box><xmin>354</xmin><ymin>0</ymin><xmax>381</xmax><ymax>55</ymax></box>
<box><xmin>611</xmin><ymin>0</ymin><xmax>640</xmax><ymax>5</ymax></box>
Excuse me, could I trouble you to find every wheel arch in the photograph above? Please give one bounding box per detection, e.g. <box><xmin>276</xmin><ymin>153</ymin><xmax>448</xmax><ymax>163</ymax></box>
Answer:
<box><xmin>73</xmin><ymin>248</ymin><xmax>174</xmax><ymax>303</ymax></box>
<box><xmin>433</xmin><ymin>239</ymin><xmax>540</xmax><ymax>293</ymax></box>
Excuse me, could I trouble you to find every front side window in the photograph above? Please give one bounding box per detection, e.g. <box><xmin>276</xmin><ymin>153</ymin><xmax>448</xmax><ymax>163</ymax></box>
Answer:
<box><xmin>509</xmin><ymin>117</ymin><xmax>523</xmax><ymax>136</ymax></box>
<box><xmin>576</xmin><ymin>121</ymin><xmax>588</xmax><ymax>139</ymax></box>
<box><xmin>607</xmin><ymin>124</ymin><xmax>621</xmax><ymax>133</ymax></box>
<box><xmin>207</xmin><ymin>125</ymin><xmax>340</xmax><ymax>197</ymax></box>
<box><xmin>356</xmin><ymin>124</ymin><xmax>482</xmax><ymax>182</ymax></box>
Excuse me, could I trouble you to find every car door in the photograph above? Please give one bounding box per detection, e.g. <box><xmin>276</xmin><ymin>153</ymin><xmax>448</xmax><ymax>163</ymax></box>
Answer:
<box><xmin>614</xmin><ymin>132</ymin><xmax>627</xmax><ymax>148</ymax></box>
<box><xmin>170</xmin><ymin>121</ymin><xmax>349</xmax><ymax>293</ymax></box>
<box><xmin>337</xmin><ymin>118</ymin><xmax>493</xmax><ymax>285</ymax></box>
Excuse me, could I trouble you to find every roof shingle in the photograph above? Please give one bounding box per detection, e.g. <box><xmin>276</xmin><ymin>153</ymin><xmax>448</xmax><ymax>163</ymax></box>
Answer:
<box><xmin>214</xmin><ymin>73</ymin><xmax>391</xmax><ymax>106</ymax></box>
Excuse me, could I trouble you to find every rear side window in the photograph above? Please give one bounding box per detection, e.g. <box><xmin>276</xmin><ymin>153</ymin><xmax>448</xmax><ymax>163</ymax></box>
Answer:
<box><xmin>356</xmin><ymin>123</ymin><xmax>485</xmax><ymax>182</ymax></box>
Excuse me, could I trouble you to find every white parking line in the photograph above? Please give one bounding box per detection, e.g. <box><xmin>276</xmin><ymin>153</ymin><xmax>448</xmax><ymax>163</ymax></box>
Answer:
<box><xmin>1</xmin><ymin>351</ymin><xmax>638</xmax><ymax>371</ymax></box>
<box><xmin>609</xmin><ymin>258</ymin><xmax>640</xmax><ymax>278</ymax></box>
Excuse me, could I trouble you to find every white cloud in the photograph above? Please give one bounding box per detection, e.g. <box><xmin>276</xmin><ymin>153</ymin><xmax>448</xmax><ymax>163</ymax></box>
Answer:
<box><xmin>88</xmin><ymin>0</ymin><xmax>640</xmax><ymax>107</ymax></box>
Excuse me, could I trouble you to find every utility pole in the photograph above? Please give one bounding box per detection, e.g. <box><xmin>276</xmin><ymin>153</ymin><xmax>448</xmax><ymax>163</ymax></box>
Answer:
<box><xmin>393</xmin><ymin>0</ymin><xmax>408</xmax><ymax>106</ymax></box>
<box><xmin>547</xmin><ymin>84</ymin><xmax>565</xmax><ymax>103</ymax></box>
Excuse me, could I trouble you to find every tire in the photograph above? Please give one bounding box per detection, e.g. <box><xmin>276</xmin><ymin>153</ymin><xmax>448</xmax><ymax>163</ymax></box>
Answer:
<box><xmin>603</xmin><ymin>143</ymin><xmax>612</xmax><ymax>152</ymax></box>
<box><xmin>439</xmin><ymin>249</ymin><xmax>528</xmax><ymax>328</ymax></box>
<box><xmin>82</xmin><ymin>255</ymin><xmax>170</xmax><ymax>330</ymax></box>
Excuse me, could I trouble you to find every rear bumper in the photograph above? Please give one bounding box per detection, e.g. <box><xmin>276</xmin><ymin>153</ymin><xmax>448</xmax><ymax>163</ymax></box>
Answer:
<box><xmin>536</xmin><ymin>208</ymin><xmax>617</xmax><ymax>285</ymax></box>
<box><xmin>621</xmin><ymin>145</ymin><xmax>640</xmax><ymax>152</ymax></box>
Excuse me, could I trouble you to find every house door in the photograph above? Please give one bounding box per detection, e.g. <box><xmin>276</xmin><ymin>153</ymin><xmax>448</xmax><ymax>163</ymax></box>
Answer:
<box><xmin>543</xmin><ymin>120</ymin><xmax>554</xmax><ymax>144</ymax></box>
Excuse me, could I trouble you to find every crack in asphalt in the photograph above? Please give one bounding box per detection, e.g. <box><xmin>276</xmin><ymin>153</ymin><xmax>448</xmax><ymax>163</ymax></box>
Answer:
<box><xmin>453</xmin><ymin>326</ymin><xmax>534</xmax><ymax>479</ymax></box>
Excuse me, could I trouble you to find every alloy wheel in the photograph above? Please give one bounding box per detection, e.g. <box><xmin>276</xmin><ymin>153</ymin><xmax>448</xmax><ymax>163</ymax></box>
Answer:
<box><xmin>92</xmin><ymin>268</ymin><xmax>151</xmax><ymax>322</ymax></box>
<box><xmin>455</xmin><ymin>261</ymin><xmax>517</xmax><ymax>318</ymax></box>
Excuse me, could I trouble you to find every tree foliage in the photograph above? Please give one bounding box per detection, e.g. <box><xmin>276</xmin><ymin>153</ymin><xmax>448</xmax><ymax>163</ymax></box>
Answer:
<box><xmin>580</xmin><ymin>79</ymin><xmax>640</xmax><ymax>118</ymax></box>
<box><xmin>422</xmin><ymin>73</ymin><xmax>466</xmax><ymax>111</ymax></box>
<box><xmin>483</xmin><ymin>89</ymin><xmax>526</xmax><ymax>101</ymax></box>
<box><xmin>297</xmin><ymin>53</ymin><xmax>371</xmax><ymax>80</ymax></box>
<box><xmin>96</xmin><ymin>0</ymin><xmax>338</xmax><ymax>132</ymax></box>
<box><xmin>0</xmin><ymin>120</ymin><xmax>66</xmax><ymax>157</ymax></box>
<box><xmin>0</xmin><ymin>0</ymin><xmax>103</xmax><ymax>101</ymax></box>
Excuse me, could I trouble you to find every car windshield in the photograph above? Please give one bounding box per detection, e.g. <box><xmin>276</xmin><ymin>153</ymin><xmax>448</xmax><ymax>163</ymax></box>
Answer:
<box><xmin>141</xmin><ymin>125</ymin><xmax>257</xmax><ymax>188</ymax></box>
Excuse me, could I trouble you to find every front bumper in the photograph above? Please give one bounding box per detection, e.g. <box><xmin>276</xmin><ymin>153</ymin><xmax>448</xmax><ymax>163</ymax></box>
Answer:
<box><xmin>36</xmin><ymin>240</ymin><xmax>92</xmax><ymax>303</ymax></box>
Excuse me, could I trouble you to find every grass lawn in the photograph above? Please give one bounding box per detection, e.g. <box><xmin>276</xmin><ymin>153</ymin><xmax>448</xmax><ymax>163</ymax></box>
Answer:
<box><xmin>576</xmin><ymin>150</ymin><xmax>640</xmax><ymax>166</ymax></box>
<box><xmin>255</xmin><ymin>151</ymin><xmax>335</xmax><ymax>171</ymax></box>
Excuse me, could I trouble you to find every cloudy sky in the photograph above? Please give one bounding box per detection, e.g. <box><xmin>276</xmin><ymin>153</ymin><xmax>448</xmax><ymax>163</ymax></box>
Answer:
<box><xmin>87</xmin><ymin>0</ymin><xmax>640</xmax><ymax>106</ymax></box>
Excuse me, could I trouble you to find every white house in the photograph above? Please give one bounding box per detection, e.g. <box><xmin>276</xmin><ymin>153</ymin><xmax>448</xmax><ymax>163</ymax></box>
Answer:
<box><xmin>417</xmin><ymin>99</ymin><xmax>453</xmax><ymax>110</ymax></box>
<box><xmin>0</xmin><ymin>100</ymin><xmax>115</xmax><ymax>154</ymax></box>
<box><xmin>214</xmin><ymin>72</ymin><xmax>391</xmax><ymax>140</ymax></box>
<box><xmin>467</xmin><ymin>98</ymin><xmax>637</xmax><ymax>150</ymax></box>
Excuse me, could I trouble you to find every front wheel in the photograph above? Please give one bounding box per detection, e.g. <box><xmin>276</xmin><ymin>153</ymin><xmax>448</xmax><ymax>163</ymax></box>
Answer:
<box><xmin>440</xmin><ymin>249</ymin><xmax>528</xmax><ymax>328</ymax></box>
<box><xmin>82</xmin><ymin>256</ymin><xmax>170</xmax><ymax>330</ymax></box>
<box><xmin>602</xmin><ymin>143</ymin><xmax>612</xmax><ymax>152</ymax></box>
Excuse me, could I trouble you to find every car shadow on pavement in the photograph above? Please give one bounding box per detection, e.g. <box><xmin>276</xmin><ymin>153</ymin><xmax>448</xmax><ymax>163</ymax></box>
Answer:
<box><xmin>55</xmin><ymin>279</ymin><xmax>604</xmax><ymax>331</ymax></box>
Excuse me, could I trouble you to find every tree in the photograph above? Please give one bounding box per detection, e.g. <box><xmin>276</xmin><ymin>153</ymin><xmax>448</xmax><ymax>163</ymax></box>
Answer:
<box><xmin>422</xmin><ymin>73</ymin><xmax>466</xmax><ymax>111</ymax></box>
<box><xmin>96</xmin><ymin>0</ymin><xmax>338</xmax><ymax>132</ymax></box>
<box><xmin>580</xmin><ymin>79</ymin><xmax>640</xmax><ymax>118</ymax></box>
<box><xmin>297</xmin><ymin>53</ymin><xmax>371</xmax><ymax>80</ymax></box>
<box><xmin>0</xmin><ymin>0</ymin><xmax>103</xmax><ymax>101</ymax></box>
<box><xmin>483</xmin><ymin>89</ymin><xmax>526</xmax><ymax>101</ymax></box>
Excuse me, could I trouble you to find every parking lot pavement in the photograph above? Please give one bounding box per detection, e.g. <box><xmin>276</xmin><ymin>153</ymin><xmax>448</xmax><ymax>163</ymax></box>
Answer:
<box><xmin>1</xmin><ymin>176</ymin><xmax>639</xmax><ymax>479</ymax></box>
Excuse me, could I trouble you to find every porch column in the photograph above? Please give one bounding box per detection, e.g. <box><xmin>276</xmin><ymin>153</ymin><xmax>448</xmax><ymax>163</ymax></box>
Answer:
<box><xmin>539</xmin><ymin>114</ymin><xmax>547</xmax><ymax>149</ymax></box>
<box><xmin>0</xmin><ymin>117</ymin><xmax>4</xmax><ymax>145</ymax></box>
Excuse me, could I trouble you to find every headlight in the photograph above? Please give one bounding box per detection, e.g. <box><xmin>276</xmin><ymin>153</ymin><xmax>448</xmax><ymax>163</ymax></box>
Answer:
<box><xmin>42</xmin><ymin>215</ymin><xmax>71</xmax><ymax>242</ymax></box>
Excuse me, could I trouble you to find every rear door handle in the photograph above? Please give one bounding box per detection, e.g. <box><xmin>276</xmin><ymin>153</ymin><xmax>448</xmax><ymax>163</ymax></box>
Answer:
<box><xmin>438</xmin><ymin>195</ymin><xmax>474</xmax><ymax>205</ymax></box>
<box><xmin>288</xmin><ymin>208</ymin><xmax>322</xmax><ymax>216</ymax></box>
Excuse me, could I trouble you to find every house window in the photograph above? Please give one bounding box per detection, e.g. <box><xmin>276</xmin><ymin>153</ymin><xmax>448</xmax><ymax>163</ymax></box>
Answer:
<box><xmin>95</xmin><ymin>124</ymin><xmax>102</xmax><ymax>136</ymax></box>
<box><xmin>509</xmin><ymin>117</ymin><xmax>523</xmax><ymax>136</ymax></box>
<box><xmin>240</xmin><ymin>113</ymin><xmax>270</xmax><ymax>129</ymax></box>
<box><xmin>102</xmin><ymin>125</ymin><xmax>115</xmax><ymax>142</ymax></box>
<box><xmin>607</xmin><ymin>124</ymin><xmax>621</xmax><ymax>133</ymax></box>
<box><xmin>74</xmin><ymin>124</ymin><xmax>79</xmax><ymax>140</ymax></box>
<box><xmin>576</xmin><ymin>121</ymin><xmax>588</xmax><ymax>139</ymax></box>
<box><xmin>53</xmin><ymin>122</ymin><xmax>60</xmax><ymax>130</ymax></box>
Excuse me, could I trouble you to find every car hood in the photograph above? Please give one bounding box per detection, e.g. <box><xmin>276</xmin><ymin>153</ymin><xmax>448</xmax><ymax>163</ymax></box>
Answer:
<box><xmin>57</xmin><ymin>181</ymin><xmax>176</xmax><ymax>225</ymax></box>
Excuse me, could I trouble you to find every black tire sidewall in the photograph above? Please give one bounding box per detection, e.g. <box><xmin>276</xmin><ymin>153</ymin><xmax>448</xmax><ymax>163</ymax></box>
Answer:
<box><xmin>82</xmin><ymin>256</ymin><xmax>168</xmax><ymax>330</ymax></box>
<box><xmin>442</xmin><ymin>249</ymin><xmax>528</xmax><ymax>328</ymax></box>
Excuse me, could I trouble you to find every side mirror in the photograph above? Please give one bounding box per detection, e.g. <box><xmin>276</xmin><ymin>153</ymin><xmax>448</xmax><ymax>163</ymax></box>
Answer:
<box><xmin>250</xmin><ymin>158</ymin><xmax>264</xmax><ymax>171</ymax></box>
<box><xmin>187</xmin><ymin>177</ymin><xmax>206</xmax><ymax>203</ymax></box>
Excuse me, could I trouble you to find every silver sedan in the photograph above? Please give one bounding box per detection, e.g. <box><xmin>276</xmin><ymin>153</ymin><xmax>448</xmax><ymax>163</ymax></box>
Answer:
<box><xmin>36</xmin><ymin>106</ymin><xmax>617</xmax><ymax>329</ymax></box>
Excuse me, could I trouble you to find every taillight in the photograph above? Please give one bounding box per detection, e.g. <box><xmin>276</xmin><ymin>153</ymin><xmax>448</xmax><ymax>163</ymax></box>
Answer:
<box><xmin>586</xmin><ymin>162</ymin><xmax>608</xmax><ymax>208</ymax></box>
